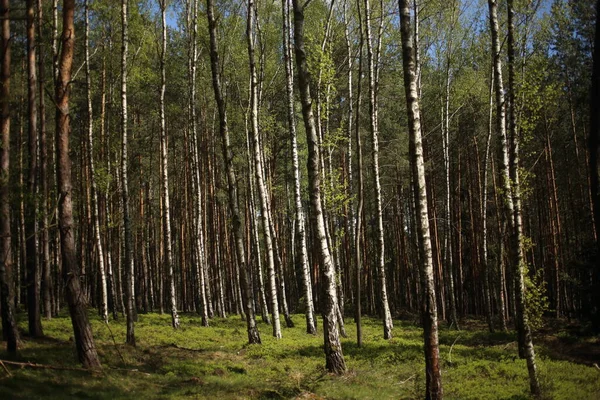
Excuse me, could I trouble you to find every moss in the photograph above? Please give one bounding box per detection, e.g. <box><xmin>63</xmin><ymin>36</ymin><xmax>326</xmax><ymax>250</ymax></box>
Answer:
<box><xmin>0</xmin><ymin>313</ymin><xmax>598</xmax><ymax>399</ymax></box>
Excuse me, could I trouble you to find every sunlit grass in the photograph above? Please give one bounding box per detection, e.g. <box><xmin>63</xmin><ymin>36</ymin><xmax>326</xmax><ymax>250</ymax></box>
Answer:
<box><xmin>0</xmin><ymin>311</ymin><xmax>598</xmax><ymax>399</ymax></box>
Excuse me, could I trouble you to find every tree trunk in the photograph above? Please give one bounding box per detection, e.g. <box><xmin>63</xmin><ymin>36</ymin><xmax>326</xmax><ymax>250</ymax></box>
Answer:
<box><xmin>206</xmin><ymin>0</ymin><xmax>261</xmax><ymax>345</ymax></box>
<box><xmin>292</xmin><ymin>0</ymin><xmax>346</xmax><ymax>374</ymax></box>
<box><xmin>56</xmin><ymin>0</ymin><xmax>101</xmax><ymax>369</ymax></box>
<box><xmin>121</xmin><ymin>0</ymin><xmax>136</xmax><ymax>346</ymax></box>
<box><xmin>158</xmin><ymin>0</ymin><xmax>180</xmax><ymax>330</ymax></box>
<box><xmin>37</xmin><ymin>0</ymin><xmax>52</xmax><ymax>321</ymax></box>
<box><xmin>364</xmin><ymin>0</ymin><xmax>393</xmax><ymax>339</ymax></box>
<box><xmin>354</xmin><ymin>0</ymin><xmax>365</xmax><ymax>347</ymax></box>
<box><xmin>282</xmin><ymin>0</ymin><xmax>316</xmax><ymax>334</ymax></box>
<box><xmin>247</xmin><ymin>0</ymin><xmax>282</xmax><ymax>338</ymax></box>
<box><xmin>84</xmin><ymin>0</ymin><xmax>109</xmax><ymax>324</ymax></box>
<box><xmin>0</xmin><ymin>0</ymin><xmax>19</xmax><ymax>354</ymax></box>
<box><xmin>506</xmin><ymin>0</ymin><xmax>540</xmax><ymax>395</ymax></box>
<box><xmin>589</xmin><ymin>0</ymin><xmax>600</xmax><ymax>329</ymax></box>
<box><xmin>26</xmin><ymin>0</ymin><xmax>44</xmax><ymax>338</ymax></box>
<box><xmin>398</xmin><ymin>0</ymin><xmax>442</xmax><ymax>397</ymax></box>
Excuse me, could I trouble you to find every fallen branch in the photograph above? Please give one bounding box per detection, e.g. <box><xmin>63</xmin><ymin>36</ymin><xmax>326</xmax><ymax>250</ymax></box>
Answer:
<box><xmin>0</xmin><ymin>359</ymin><xmax>97</xmax><ymax>373</ymax></box>
<box><xmin>0</xmin><ymin>360</ymin><xmax>12</xmax><ymax>377</ymax></box>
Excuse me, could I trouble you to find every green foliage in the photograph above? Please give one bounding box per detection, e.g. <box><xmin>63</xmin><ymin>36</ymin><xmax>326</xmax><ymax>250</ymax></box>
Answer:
<box><xmin>524</xmin><ymin>266</ymin><xmax>550</xmax><ymax>331</ymax></box>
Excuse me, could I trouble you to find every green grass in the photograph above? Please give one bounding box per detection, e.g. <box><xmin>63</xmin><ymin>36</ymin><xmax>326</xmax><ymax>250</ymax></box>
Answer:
<box><xmin>1</xmin><ymin>312</ymin><xmax>599</xmax><ymax>399</ymax></box>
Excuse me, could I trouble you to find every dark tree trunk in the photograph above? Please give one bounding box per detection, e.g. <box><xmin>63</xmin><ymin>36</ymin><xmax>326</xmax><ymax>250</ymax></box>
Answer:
<box><xmin>0</xmin><ymin>0</ymin><xmax>20</xmax><ymax>354</ymax></box>
<box><xmin>56</xmin><ymin>0</ymin><xmax>101</xmax><ymax>370</ymax></box>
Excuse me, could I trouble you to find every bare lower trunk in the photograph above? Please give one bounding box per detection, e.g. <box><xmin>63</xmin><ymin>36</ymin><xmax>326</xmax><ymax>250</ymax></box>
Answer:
<box><xmin>292</xmin><ymin>0</ymin><xmax>345</xmax><ymax>374</ymax></box>
<box><xmin>399</xmin><ymin>0</ymin><xmax>442</xmax><ymax>397</ymax></box>
<box><xmin>56</xmin><ymin>0</ymin><xmax>101</xmax><ymax>369</ymax></box>
<box><xmin>158</xmin><ymin>0</ymin><xmax>180</xmax><ymax>330</ymax></box>
<box><xmin>121</xmin><ymin>0</ymin><xmax>136</xmax><ymax>346</ymax></box>
<box><xmin>26</xmin><ymin>0</ymin><xmax>44</xmax><ymax>338</ymax></box>
<box><xmin>206</xmin><ymin>0</ymin><xmax>261</xmax><ymax>344</ymax></box>
<box><xmin>247</xmin><ymin>0</ymin><xmax>281</xmax><ymax>338</ymax></box>
<box><xmin>364</xmin><ymin>0</ymin><xmax>393</xmax><ymax>339</ymax></box>
<box><xmin>0</xmin><ymin>0</ymin><xmax>19</xmax><ymax>353</ymax></box>
<box><xmin>506</xmin><ymin>0</ymin><xmax>540</xmax><ymax>395</ymax></box>
<box><xmin>85</xmin><ymin>0</ymin><xmax>108</xmax><ymax>324</ymax></box>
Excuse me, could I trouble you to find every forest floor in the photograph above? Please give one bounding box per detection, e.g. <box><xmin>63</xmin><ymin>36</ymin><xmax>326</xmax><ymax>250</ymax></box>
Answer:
<box><xmin>0</xmin><ymin>311</ymin><xmax>599</xmax><ymax>399</ymax></box>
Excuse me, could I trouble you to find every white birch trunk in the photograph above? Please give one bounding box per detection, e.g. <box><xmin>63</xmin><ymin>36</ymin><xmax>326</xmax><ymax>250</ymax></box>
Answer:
<box><xmin>85</xmin><ymin>0</ymin><xmax>108</xmax><ymax>324</ymax></box>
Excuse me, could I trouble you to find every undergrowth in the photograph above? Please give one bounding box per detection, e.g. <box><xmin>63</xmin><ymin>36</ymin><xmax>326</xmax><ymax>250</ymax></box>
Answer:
<box><xmin>0</xmin><ymin>312</ymin><xmax>598</xmax><ymax>399</ymax></box>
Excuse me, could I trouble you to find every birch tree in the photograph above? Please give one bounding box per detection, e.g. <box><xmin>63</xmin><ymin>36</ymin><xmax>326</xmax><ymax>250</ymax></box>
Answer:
<box><xmin>399</xmin><ymin>0</ymin><xmax>442</xmax><ymax>396</ymax></box>
<box><xmin>121</xmin><ymin>0</ymin><xmax>136</xmax><ymax>345</ymax></box>
<box><xmin>158</xmin><ymin>0</ymin><xmax>180</xmax><ymax>330</ymax></box>
<box><xmin>292</xmin><ymin>0</ymin><xmax>346</xmax><ymax>374</ymax></box>
<box><xmin>206</xmin><ymin>0</ymin><xmax>261</xmax><ymax>345</ymax></box>
<box><xmin>247</xmin><ymin>0</ymin><xmax>282</xmax><ymax>338</ymax></box>
<box><xmin>282</xmin><ymin>0</ymin><xmax>316</xmax><ymax>335</ymax></box>
<box><xmin>85</xmin><ymin>0</ymin><xmax>109</xmax><ymax>324</ymax></box>
<box><xmin>364</xmin><ymin>0</ymin><xmax>393</xmax><ymax>339</ymax></box>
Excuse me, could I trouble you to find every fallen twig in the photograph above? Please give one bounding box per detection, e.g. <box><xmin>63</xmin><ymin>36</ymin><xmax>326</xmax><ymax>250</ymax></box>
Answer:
<box><xmin>103</xmin><ymin>322</ymin><xmax>126</xmax><ymax>363</ymax></box>
<box><xmin>448</xmin><ymin>334</ymin><xmax>461</xmax><ymax>364</ymax></box>
<box><xmin>395</xmin><ymin>374</ymin><xmax>416</xmax><ymax>385</ymax></box>
<box><xmin>0</xmin><ymin>359</ymin><xmax>96</xmax><ymax>373</ymax></box>
<box><xmin>0</xmin><ymin>360</ymin><xmax>12</xmax><ymax>377</ymax></box>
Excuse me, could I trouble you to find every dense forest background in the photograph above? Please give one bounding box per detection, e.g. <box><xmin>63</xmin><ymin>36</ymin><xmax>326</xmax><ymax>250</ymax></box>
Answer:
<box><xmin>1</xmin><ymin>0</ymin><xmax>600</xmax><ymax>398</ymax></box>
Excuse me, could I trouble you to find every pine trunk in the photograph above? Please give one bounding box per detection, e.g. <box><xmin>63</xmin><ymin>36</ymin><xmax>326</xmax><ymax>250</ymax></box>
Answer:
<box><xmin>56</xmin><ymin>0</ymin><xmax>101</xmax><ymax>369</ymax></box>
<box><xmin>0</xmin><ymin>0</ymin><xmax>19</xmax><ymax>353</ymax></box>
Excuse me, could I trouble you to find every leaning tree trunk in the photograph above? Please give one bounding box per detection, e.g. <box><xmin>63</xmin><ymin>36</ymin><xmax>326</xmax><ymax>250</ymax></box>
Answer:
<box><xmin>56</xmin><ymin>0</ymin><xmax>101</xmax><ymax>369</ymax></box>
<box><xmin>158</xmin><ymin>0</ymin><xmax>180</xmax><ymax>330</ymax></box>
<box><xmin>206</xmin><ymin>0</ymin><xmax>261</xmax><ymax>345</ymax></box>
<box><xmin>282</xmin><ymin>0</ymin><xmax>316</xmax><ymax>335</ymax></box>
<box><xmin>398</xmin><ymin>0</ymin><xmax>442</xmax><ymax>398</ymax></box>
<box><xmin>506</xmin><ymin>0</ymin><xmax>540</xmax><ymax>395</ymax></box>
<box><xmin>292</xmin><ymin>0</ymin><xmax>346</xmax><ymax>374</ymax></box>
<box><xmin>247</xmin><ymin>0</ymin><xmax>282</xmax><ymax>338</ymax></box>
<box><xmin>121</xmin><ymin>0</ymin><xmax>136</xmax><ymax>346</ymax></box>
<box><xmin>0</xmin><ymin>0</ymin><xmax>20</xmax><ymax>354</ymax></box>
<box><xmin>364</xmin><ymin>0</ymin><xmax>393</xmax><ymax>339</ymax></box>
<box><xmin>85</xmin><ymin>0</ymin><xmax>109</xmax><ymax>324</ymax></box>
<box><xmin>26</xmin><ymin>0</ymin><xmax>44</xmax><ymax>338</ymax></box>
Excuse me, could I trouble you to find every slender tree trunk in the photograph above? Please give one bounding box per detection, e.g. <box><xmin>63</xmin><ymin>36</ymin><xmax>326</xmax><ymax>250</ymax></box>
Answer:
<box><xmin>354</xmin><ymin>0</ymin><xmax>365</xmax><ymax>347</ymax></box>
<box><xmin>282</xmin><ymin>0</ymin><xmax>316</xmax><ymax>334</ymax></box>
<box><xmin>364</xmin><ymin>0</ymin><xmax>393</xmax><ymax>339</ymax></box>
<box><xmin>399</xmin><ymin>0</ymin><xmax>442</xmax><ymax>397</ymax></box>
<box><xmin>292</xmin><ymin>0</ymin><xmax>346</xmax><ymax>374</ymax></box>
<box><xmin>84</xmin><ymin>0</ymin><xmax>109</xmax><ymax>324</ymax></box>
<box><xmin>506</xmin><ymin>0</ymin><xmax>540</xmax><ymax>394</ymax></box>
<box><xmin>121</xmin><ymin>0</ymin><xmax>136</xmax><ymax>346</ymax></box>
<box><xmin>56</xmin><ymin>0</ymin><xmax>101</xmax><ymax>369</ymax></box>
<box><xmin>37</xmin><ymin>0</ymin><xmax>52</xmax><ymax>321</ymax></box>
<box><xmin>26</xmin><ymin>0</ymin><xmax>44</xmax><ymax>338</ymax></box>
<box><xmin>0</xmin><ymin>0</ymin><xmax>19</xmax><ymax>353</ymax></box>
<box><xmin>206</xmin><ymin>0</ymin><xmax>261</xmax><ymax>344</ymax></box>
<box><xmin>158</xmin><ymin>0</ymin><xmax>180</xmax><ymax>330</ymax></box>
<box><xmin>481</xmin><ymin>67</ymin><xmax>495</xmax><ymax>333</ymax></box>
<box><xmin>247</xmin><ymin>0</ymin><xmax>282</xmax><ymax>338</ymax></box>
<box><xmin>589</xmin><ymin>0</ymin><xmax>600</xmax><ymax>329</ymax></box>
<box><xmin>187</xmin><ymin>0</ymin><xmax>210</xmax><ymax>327</ymax></box>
